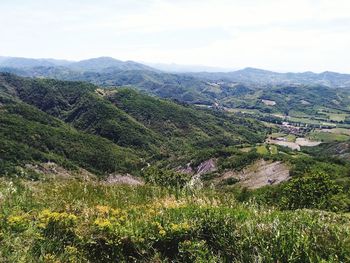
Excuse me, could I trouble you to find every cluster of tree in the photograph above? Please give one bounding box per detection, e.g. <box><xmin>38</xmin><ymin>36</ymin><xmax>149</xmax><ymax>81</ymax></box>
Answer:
<box><xmin>0</xmin><ymin>73</ymin><xmax>266</xmax><ymax>177</ymax></box>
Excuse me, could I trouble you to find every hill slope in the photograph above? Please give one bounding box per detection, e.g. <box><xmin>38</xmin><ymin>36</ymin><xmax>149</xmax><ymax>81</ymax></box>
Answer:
<box><xmin>2</xmin><ymin>59</ymin><xmax>350</xmax><ymax>114</ymax></box>
<box><xmin>0</xmin><ymin>73</ymin><xmax>266</xmax><ymax>176</ymax></box>
<box><xmin>189</xmin><ymin>67</ymin><xmax>350</xmax><ymax>88</ymax></box>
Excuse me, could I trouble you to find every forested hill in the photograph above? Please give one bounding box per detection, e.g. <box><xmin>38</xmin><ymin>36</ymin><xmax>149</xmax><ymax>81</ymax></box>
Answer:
<box><xmin>0</xmin><ymin>73</ymin><xmax>265</xmax><ymax>176</ymax></box>
<box><xmin>1</xmin><ymin>57</ymin><xmax>350</xmax><ymax>112</ymax></box>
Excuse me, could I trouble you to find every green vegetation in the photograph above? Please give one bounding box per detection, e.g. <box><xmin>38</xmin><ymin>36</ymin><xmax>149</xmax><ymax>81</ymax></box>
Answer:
<box><xmin>0</xmin><ymin>73</ymin><xmax>266</xmax><ymax>176</ymax></box>
<box><xmin>303</xmin><ymin>140</ymin><xmax>350</xmax><ymax>162</ymax></box>
<box><xmin>308</xmin><ymin>131</ymin><xmax>350</xmax><ymax>142</ymax></box>
<box><xmin>280</xmin><ymin>171</ymin><xmax>343</xmax><ymax>210</ymax></box>
<box><xmin>143</xmin><ymin>167</ymin><xmax>191</xmax><ymax>188</ymax></box>
<box><xmin>1</xmin><ymin>71</ymin><xmax>350</xmax><ymax>262</ymax></box>
<box><xmin>0</xmin><ymin>179</ymin><xmax>349</xmax><ymax>262</ymax></box>
<box><xmin>3</xmin><ymin>62</ymin><xmax>350</xmax><ymax>125</ymax></box>
<box><xmin>0</xmin><ymin>101</ymin><xmax>142</xmax><ymax>176</ymax></box>
<box><xmin>256</xmin><ymin>145</ymin><xmax>269</xmax><ymax>155</ymax></box>
<box><xmin>269</xmin><ymin>145</ymin><xmax>278</xmax><ymax>154</ymax></box>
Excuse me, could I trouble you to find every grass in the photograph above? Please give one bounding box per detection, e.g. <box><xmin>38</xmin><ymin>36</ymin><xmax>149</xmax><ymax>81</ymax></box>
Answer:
<box><xmin>321</xmin><ymin>128</ymin><xmax>350</xmax><ymax>136</ymax></box>
<box><xmin>0</xmin><ymin>178</ymin><xmax>349</xmax><ymax>262</ymax></box>
<box><xmin>287</xmin><ymin>116</ymin><xmax>335</xmax><ymax>126</ymax></box>
<box><xmin>269</xmin><ymin>132</ymin><xmax>286</xmax><ymax>139</ymax></box>
<box><xmin>286</xmin><ymin>134</ymin><xmax>296</xmax><ymax>142</ymax></box>
<box><xmin>269</xmin><ymin>145</ymin><xmax>278</xmax><ymax>155</ymax></box>
<box><xmin>328</xmin><ymin>113</ymin><xmax>348</xmax><ymax>122</ymax></box>
<box><xmin>308</xmin><ymin>131</ymin><xmax>350</xmax><ymax>143</ymax></box>
<box><xmin>256</xmin><ymin>145</ymin><xmax>269</xmax><ymax>155</ymax></box>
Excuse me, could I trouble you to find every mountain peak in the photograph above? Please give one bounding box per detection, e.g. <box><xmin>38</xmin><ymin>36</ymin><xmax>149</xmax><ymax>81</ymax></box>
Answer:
<box><xmin>69</xmin><ymin>57</ymin><xmax>155</xmax><ymax>71</ymax></box>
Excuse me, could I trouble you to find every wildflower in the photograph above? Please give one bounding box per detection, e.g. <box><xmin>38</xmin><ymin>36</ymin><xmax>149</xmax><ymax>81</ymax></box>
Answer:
<box><xmin>159</xmin><ymin>229</ymin><xmax>166</xmax><ymax>236</ymax></box>
<box><xmin>38</xmin><ymin>209</ymin><xmax>77</xmax><ymax>228</ymax></box>
<box><xmin>43</xmin><ymin>253</ymin><xmax>59</xmax><ymax>263</ymax></box>
<box><xmin>170</xmin><ymin>222</ymin><xmax>190</xmax><ymax>232</ymax></box>
<box><xmin>65</xmin><ymin>245</ymin><xmax>79</xmax><ymax>260</ymax></box>
<box><xmin>95</xmin><ymin>205</ymin><xmax>110</xmax><ymax>215</ymax></box>
<box><xmin>111</xmin><ymin>208</ymin><xmax>127</xmax><ymax>221</ymax></box>
<box><xmin>94</xmin><ymin>218</ymin><xmax>113</xmax><ymax>230</ymax></box>
<box><xmin>7</xmin><ymin>214</ymin><xmax>30</xmax><ymax>231</ymax></box>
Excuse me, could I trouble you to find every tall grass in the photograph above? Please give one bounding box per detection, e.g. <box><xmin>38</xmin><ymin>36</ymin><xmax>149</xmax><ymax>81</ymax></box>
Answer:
<box><xmin>0</xmin><ymin>178</ymin><xmax>349</xmax><ymax>262</ymax></box>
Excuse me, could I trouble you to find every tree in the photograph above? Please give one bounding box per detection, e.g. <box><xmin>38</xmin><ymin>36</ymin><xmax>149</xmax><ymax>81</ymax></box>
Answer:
<box><xmin>280</xmin><ymin>171</ymin><xmax>342</xmax><ymax>210</ymax></box>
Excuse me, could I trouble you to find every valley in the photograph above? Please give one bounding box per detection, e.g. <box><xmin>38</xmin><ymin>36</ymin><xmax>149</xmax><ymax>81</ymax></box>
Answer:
<box><xmin>2</xmin><ymin>0</ymin><xmax>350</xmax><ymax>260</ymax></box>
<box><xmin>0</xmin><ymin>58</ymin><xmax>350</xmax><ymax>262</ymax></box>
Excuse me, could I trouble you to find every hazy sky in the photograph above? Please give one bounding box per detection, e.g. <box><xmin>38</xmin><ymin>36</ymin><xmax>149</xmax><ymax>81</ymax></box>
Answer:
<box><xmin>1</xmin><ymin>0</ymin><xmax>350</xmax><ymax>72</ymax></box>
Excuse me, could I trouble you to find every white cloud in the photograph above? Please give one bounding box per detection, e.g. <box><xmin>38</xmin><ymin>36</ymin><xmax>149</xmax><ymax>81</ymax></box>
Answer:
<box><xmin>0</xmin><ymin>0</ymin><xmax>349</xmax><ymax>72</ymax></box>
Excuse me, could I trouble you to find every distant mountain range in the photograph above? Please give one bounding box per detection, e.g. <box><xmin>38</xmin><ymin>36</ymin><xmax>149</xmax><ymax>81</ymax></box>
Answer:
<box><xmin>0</xmin><ymin>56</ymin><xmax>155</xmax><ymax>72</ymax></box>
<box><xmin>1</xmin><ymin>56</ymin><xmax>350</xmax><ymax>116</ymax></box>
<box><xmin>145</xmin><ymin>62</ymin><xmax>235</xmax><ymax>73</ymax></box>
<box><xmin>1</xmin><ymin>56</ymin><xmax>350</xmax><ymax>88</ymax></box>
<box><xmin>188</xmin><ymin>67</ymin><xmax>350</xmax><ymax>88</ymax></box>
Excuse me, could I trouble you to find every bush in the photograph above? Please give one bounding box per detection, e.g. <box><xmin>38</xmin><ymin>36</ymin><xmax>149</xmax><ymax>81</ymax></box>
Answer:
<box><xmin>143</xmin><ymin>167</ymin><xmax>191</xmax><ymax>188</ymax></box>
<box><xmin>280</xmin><ymin>171</ymin><xmax>342</xmax><ymax>210</ymax></box>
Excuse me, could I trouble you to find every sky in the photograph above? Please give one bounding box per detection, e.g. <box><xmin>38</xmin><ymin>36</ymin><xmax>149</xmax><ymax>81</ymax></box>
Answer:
<box><xmin>0</xmin><ymin>0</ymin><xmax>350</xmax><ymax>72</ymax></box>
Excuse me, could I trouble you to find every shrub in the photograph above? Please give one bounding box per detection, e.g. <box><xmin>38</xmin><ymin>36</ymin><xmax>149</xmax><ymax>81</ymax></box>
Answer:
<box><xmin>33</xmin><ymin>210</ymin><xmax>78</xmax><ymax>256</ymax></box>
<box><xmin>178</xmin><ymin>240</ymin><xmax>219</xmax><ymax>262</ymax></box>
<box><xmin>280</xmin><ymin>171</ymin><xmax>342</xmax><ymax>210</ymax></box>
<box><xmin>7</xmin><ymin>214</ymin><xmax>30</xmax><ymax>232</ymax></box>
<box><xmin>143</xmin><ymin>167</ymin><xmax>191</xmax><ymax>188</ymax></box>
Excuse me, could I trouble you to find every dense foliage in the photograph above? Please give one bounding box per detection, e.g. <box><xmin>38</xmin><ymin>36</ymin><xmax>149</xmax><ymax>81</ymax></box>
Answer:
<box><xmin>0</xmin><ymin>180</ymin><xmax>349</xmax><ymax>262</ymax></box>
<box><xmin>0</xmin><ymin>71</ymin><xmax>350</xmax><ymax>262</ymax></box>
<box><xmin>0</xmin><ymin>73</ymin><xmax>265</xmax><ymax>177</ymax></box>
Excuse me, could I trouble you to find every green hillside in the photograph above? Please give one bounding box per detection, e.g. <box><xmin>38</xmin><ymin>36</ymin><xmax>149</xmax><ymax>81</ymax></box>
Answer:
<box><xmin>2</xmin><ymin>65</ymin><xmax>350</xmax><ymax>126</ymax></box>
<box><xmin>0</xmin><ymin>73</ymin><xmax>265</xmax><ymax>177</ymax></box>
<box><xmin>1</xmin><ymin>73</ymin><xmax>350</xmax><ymax>262</ymax></box>
<box><xmin>0</xmin><ymin>99</ymin><xmax>143</xmax><ymax>176</ymax></box>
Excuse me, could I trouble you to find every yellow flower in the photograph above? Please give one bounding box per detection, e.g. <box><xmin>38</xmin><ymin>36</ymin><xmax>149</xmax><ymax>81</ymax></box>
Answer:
<box><xmin>43</xmin><ymin>253</ymin><xmax>59</xmax><ymax>263</ymax></box>
<box><xmin>154</xmin><ymin>222</ymin><xmax>162</xmax><ymax>229</ymax></box>
<box><xmin>159</xmin><ymin>229</ymin><xmax>166</xmax><ymax>236</ymax></box>
<box><xmin>38</xmin><ymin>209</ymin><xmax>77</xmax><ymax>228</ymax></box>
<box><xmin>111</xmin><ymin>208</ymin><xmax>127</xmax><ymax>221</ymax></box>
<box><xmin>95</xmin><ymin>205</ymin><xmax>110</xmax><ymax>215</ymax></box>
<box><xmin>170</xmin><ymin>222</ymin><xmax>190</xmax><ymax>232</ymax></box>
<box><xmin>94</xmin><ymin>218</ymin><xmax>113</xmax><ymax>230</ymax></box>
<box><xmin>7</xmin><ymin>214</ymin><xmax>30</xmax><ymax>231</ymax></box>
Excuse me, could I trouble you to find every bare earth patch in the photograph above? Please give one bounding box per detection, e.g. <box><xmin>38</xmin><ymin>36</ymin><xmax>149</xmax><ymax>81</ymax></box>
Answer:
<box><xmin>25</xmin><ymin>162</ymin><xmax>96</xmax><ymax>180</ymax></box>
<box><xmin>104</xmin><ymin>174</ymin><xmax>144</xmax><ymax>186</ymax></box>
<box><xmin>215</xmin><ymin>159</ymin><xmax>290</xmax><ymax>189</ymax></box>
<box><xmin>262</xmin><ymin>99</ymin><xmax>276</xmax><ymax>106</ymax></box>
<box><xmin>196</xmin><ymin>158</ymin><xmax>217</xmax><ymax>175</ymax></box>
<box><xmin>295</xmin><ymin>138</ymin><xmax>321</xmax><ymax>147</ymax></box>
<box><xmin>300</xmin><ymin>100</ymin><xmax>311</xmax><ymax>105</ymax></box>
<box><xmin>267</xmin><ymin>137</ymin><xmax>321</xmax><ymax>150</ymax></box>
<box><xmin>267</xmin><ymin>139</ymin><xmax>301</xmax><ymax>150</ymax></box>
<box><xmin>187</xmin><ymin>159</ymin><xmax>218</xmax><ymax>189</ymax></box>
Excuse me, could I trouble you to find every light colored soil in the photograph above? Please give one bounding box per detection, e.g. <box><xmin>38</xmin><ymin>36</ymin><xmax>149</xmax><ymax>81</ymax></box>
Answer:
<box><xmin>186</xmin><ymin>159</ymin><xmax>218</xmax><ymax>189</ymax></box>
<box><xmin>196</xmin><ymin>159</ymin><xmax>217</xmax><ymax>175</ymax></box>
<box><xmin>262</xmin><ymin>99</ymin><xmax>276</xmax><ymax>106</ymax></box>
<box><xmin>25</xmin><ymin>162</ymin><xmax>96</xmax><ymax>180</ymax></box>
<box><xmin>267</xmin><ymin>139</ymin><xmax>301</xmax><ymax>150</ymax></box>
<box><xmin>267</xmin><ymin>137</ymin><xmax>322</xmax><ymax>150</ymax></box>
<box><xmin>176</xmin><ymin>163</ymin><xmax>194</xmax><ymax>175</ymax></box>
<box><xmin>215</xmin><ymin>159</ymin><xmax>290</xmax><ymax>189</ymax></box>
<box><xmin>104</xmin><ymin>174</ymin><xmax>144</xmax><ymax>186</ymax></box>
<box><xmin>295</xmin><ymin>138</ymin><xmax>321</xmax><ymax>147</ymax></box>
<box><xmin>300</xmin><ymin>100</ymin><xmax>311</xmax><ymax>105</ymax></box>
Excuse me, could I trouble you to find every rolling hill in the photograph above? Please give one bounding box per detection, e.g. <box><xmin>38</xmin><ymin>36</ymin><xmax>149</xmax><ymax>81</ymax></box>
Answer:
<box><xmin>188</xmin><ymin>67</ymin><xmax>350</xmax><ymax>88</ymax></box>
<box><xmin>0</xmin><ymin>73</ymin><xmax>266</xmax><ymax>177</ymax></box>
<box><xmin>1</xmin><ymin>56</ymin><xmax>350</xmax><ymax>125</ymax></box>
